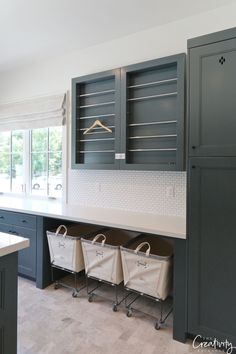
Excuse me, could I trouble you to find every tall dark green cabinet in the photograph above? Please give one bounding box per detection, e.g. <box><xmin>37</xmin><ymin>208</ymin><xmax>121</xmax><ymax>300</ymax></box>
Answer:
<box><xmin>188</xmin><ymin>28</ymin><xmax>236</xmax><ymax>346</ymax></box>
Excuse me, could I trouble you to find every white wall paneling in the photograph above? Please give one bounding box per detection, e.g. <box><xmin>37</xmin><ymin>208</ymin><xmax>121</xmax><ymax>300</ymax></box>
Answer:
<box><xmin>68</xmin><ymin>169</ymin><xmax>186</xmax><ymax>216</ymax></box>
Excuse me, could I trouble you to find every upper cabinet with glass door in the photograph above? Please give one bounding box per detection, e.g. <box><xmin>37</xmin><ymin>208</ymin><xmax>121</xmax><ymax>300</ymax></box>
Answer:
<box><xmin>71</xmin><ymin>54</ymin><xmax>185</xmax><ymax>171</ymax></box>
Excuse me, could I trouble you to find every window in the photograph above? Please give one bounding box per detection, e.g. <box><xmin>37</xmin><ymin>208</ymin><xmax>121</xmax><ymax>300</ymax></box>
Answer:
<box><xmin>31</xmin><ymin>127</ymin><xmax>62</xmax><ymax>198</ymax></box>
<box><xmin>0</xmin><ymin>127</ymin><xmax>63</xmax><ymax>198</ymax></box>
<box><xmin>0</xmin><ymin>93</ymin><xmax>66</xmax><ymax>198</ymax></box>
<box><xmin>0</xmin><ymin>130</ymin><xmax>24</xmax><ymax>193</ymax></box>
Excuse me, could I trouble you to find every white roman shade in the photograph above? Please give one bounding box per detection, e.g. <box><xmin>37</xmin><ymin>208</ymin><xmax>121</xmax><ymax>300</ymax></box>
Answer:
<box><xmin>0</xmin><ymin>93</ymin><xmax>66</xmax><ymax>131</ymax></box>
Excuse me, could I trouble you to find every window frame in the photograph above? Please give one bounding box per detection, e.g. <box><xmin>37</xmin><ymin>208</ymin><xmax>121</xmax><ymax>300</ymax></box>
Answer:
<box><xmin>0</xmin><ymin>126</ymin><xmax>66</xmax><ymax>200</ymax></box>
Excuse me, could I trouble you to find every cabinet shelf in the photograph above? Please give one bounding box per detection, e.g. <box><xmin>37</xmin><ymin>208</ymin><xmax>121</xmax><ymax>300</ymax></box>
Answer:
<box><xmin>129</xmin><ymin>120</ymin><xmax>177</xmax><ymax>127</ymax></box>
<box><xmin>80</xmin><ymin>150</ymin><xmax>115</xmax><ymax>153</ymax></box>
<box><xmin>129</xmin><ymin>134</ymin><xmax>177</xmax><ymax>139</ymax></box>
<box><xmin>80</xmin><ymin>138</ymin><xmax>115</xmax><ymax>142</ymax></box>
<box><xmin>128</xmin><ymin>78</ymin><xmax>177</xmax><ymax>89</ymax></box>
<box><xmin>128</xmin><ymin>92</ymin><xmax>177</xmax><ymax>102</ymax></box>
<box><xmin>79</xmin><ymin>101</ymin><xmax>115</xmax><ymax>109</ymax></box>
<box><xmin>79</xmin><ymin>113</ymin><xmax>115</xmax><ymax>120</ymax></box>
<box><xmin>79</xmin><ymin>89</ymin><xmax>115</xmax><ymax>97</ymax></box>
<box><xmin>128</xmin><ymin>148</ymin><xmax>177</xmax><ymax>152</ymax></box>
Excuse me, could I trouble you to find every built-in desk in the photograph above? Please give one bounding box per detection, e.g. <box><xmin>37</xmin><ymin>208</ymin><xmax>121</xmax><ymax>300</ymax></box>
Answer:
<box><xmin>0</xmin><ymin>196</ymin><xmax>187</xmax><ymax>343</ymax></box>
<box><xmin>0</xmin><ymin>196</ymin><xmax>186</xmax><ymax>239</ymax></box>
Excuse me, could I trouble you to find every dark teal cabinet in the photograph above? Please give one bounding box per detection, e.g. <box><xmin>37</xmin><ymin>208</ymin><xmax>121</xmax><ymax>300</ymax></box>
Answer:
<box><xmin>188</xmin><ymin>158</ymin><xmax>236</xmax><ymax>345</ymax></box>
<box><xmin>71</xmin><ymin>69</ymin><xmax>121</xmax><ymax>170</ymax></box>
<box><xmin>0</xmin><ymin>211</ymin><xmax>37</xmax><ymax>279</ymax></box>
<box><xmin>188</xmin><ymin>27</ymin><xmax>236</xmax><ymax>347</ymax></box>
<box><xmin>173</xmin><ymin>239</ymin><xmax>187</xmax><ymax>342</ymax></box>
<box><xmin>0</xmin><ymin>252</ymin><xmax>18</xmax><ymax>354</ymax></box>
<box><xmin>121</xmin><ymin>54</ymin><xmax>185</xmax><ymax>171</ymax></box>
<box><xmin>72</xmin><ymin>54</ymin><xmax>186</xmax><ymax>171</ymax></box>
<box><xmin>15</xmin><ymin>226</ymin><xmax>36</xmax><ymax>278</ymax></box>
<box><xmin>189</xmin><ymin>33</ymin><xmax>236</xmax><ymax>157</ymax></box>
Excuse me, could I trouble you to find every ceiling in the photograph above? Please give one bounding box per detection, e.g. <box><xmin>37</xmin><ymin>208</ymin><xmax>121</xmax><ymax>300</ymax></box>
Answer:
<box><xmin>0</xmin><ymin>0</ymin><xmax>234</xmax><ymax>71</ymax></box>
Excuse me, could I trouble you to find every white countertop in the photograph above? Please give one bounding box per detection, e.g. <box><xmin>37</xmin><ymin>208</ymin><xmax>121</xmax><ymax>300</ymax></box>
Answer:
<box><xmin>0</xmin><ymin>232</ymin><xmax>29</xmax><ymax>257</ymax></box>
<box><xmin>0</xmin><ymin>196</ymin><xmax>186</xmax><ymax>239</ymax></box>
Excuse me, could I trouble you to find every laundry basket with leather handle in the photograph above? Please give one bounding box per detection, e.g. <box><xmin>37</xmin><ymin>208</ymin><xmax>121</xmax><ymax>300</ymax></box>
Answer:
<box><xmin>121</xmin><ymin>234</ymin><xmax>173</xmax><ymax>300</ymax></box>
<box><xmin>47</xmin><ymin>224</ymin><xmax>103</xmax><ymax>272</ymax></box>
<box><xmin>81</xmin><ymin>229</ymin><xmax>140</xmax><ymax>285</ymax></box>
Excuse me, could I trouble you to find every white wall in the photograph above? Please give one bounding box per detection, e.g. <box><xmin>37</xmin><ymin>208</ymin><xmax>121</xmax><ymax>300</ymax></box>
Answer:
<box><xmin>0</xmin><ymin>2</ymin><xmax>236</xmax><ymax>216</ymax></box>
<box><xmin>1</xmin><ymin>2</ymin><xmax>236</xmax><ymax>101</ymax></box>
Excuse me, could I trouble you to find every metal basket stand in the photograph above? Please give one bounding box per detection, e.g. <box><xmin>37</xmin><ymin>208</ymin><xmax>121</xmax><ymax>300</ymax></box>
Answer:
<box><xmin>51</xmin><ymin>264</ymin><xmax>86</xmax><ymax>298</ymax></box>
<box><xmin>124</xmin><ymin>287</ymin><xmax>173</xmax><ymax>330</ymax></box>
<box><xmin>86</xmin><ymin>275</ymin><xmax>131</xmax><ymax>312</ymax></box>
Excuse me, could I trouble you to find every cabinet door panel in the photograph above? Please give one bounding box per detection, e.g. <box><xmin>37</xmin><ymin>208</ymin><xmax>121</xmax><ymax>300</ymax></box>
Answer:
<box><xmin>11</xmin><ymin>226</ymin><xmax>37</xmax><ymax>279</ymax></box>
<box><xmin>0</xmin><ymin>210</ymin><xmax>22</xmax><ymax>226</ymax></box>
<box><xmin>0</xmin><ymin>210</ymin><xmax>12</xmax><ymax>225</ymax></box>
<box><xmin>121</xmin><ymin>54</ymin><xmax>185</xmax><ymax>171</ymax></box>
<box><xmin>11</xmin><ymin>212</ymin><xmax>36</xmax><ymax>229</ymax></box>
<box><xmin>71</xmin><ymin>69</ymin><xmax>121</xmax><ymax>170</ymax></box>
<box><xmin>0</xmin><ymin>223</ymin><xmax>12</xmax><ymax>233</ymax></box>
<box><xmin>188</xmin><ymin>157</ymin><xmax>236</xmax><ymax>345</ymax></box>
<box><xmin>189</xmin><ymin>38</ymin><xmax>236</xmax><ymax>156</ymax></box>
<box><xmin>0</xmin><ymin>253</ymin><xmax>18</xmax><ymax>354</ymax></box>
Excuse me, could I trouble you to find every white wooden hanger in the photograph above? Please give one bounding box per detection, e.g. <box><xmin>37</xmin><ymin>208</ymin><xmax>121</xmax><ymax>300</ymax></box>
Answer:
<box><xmin>83</xmin><ymin>119</ymin><xmax>112</xmax><ymax>135</ymax></box>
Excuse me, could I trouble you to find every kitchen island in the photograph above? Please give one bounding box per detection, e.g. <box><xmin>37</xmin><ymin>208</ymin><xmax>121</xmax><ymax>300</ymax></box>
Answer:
<box><xmin>0</xmin><ymin>233</ymin><xmax>29</xmax><ymax>354</ymax></box>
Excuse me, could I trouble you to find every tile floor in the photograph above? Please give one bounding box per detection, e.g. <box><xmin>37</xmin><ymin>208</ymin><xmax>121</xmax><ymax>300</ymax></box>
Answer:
<box><xmin>18</xmin><ymin>277</ymin><xmax>221</xmax><ymax>354</ymax></box>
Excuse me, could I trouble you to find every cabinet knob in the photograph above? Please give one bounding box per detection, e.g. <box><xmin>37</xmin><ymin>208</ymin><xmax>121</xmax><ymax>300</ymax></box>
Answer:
<box><xmin>192</xmin><ymin>146</ymin><xmax>196</xmax><ymax>149</ymax></box>
<box><xmin>192</xmin><ymin>165</ymin><xmax>196</xmax><ymax>169</ymax></box>
<box><xmin>0</xmin><ymin>216</ymin><xmax>4</xmax><ymax>219</ymax></box>
<box><xmin>21</xmin><ymin>219</ymin><xmax>27</xmax><ymax>223</ymax></box>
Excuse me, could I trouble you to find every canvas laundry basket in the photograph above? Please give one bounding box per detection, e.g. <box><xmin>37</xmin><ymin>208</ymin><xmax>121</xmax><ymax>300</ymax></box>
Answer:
<box><xmin>121</xmin><ymin>235</ymin><xmax>173</xmax><ymax>300</ymax></box>
<box><xmin>47</xmin><ymin>224</ymin><xmax>103</xmax><ymax>272</ymax></box>
<box><xmin>81</xmin><ymin>229</ymin><xmax>139</xmax><ymax>285</ymax></box>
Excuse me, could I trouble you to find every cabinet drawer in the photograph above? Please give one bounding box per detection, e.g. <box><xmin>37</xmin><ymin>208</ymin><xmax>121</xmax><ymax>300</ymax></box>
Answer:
<box><xmin>0</xmin><ymin>223</ymin><xmax>12</xmax><ymax>233</ymax></box>
<box><xmin>11</xmin><ymin>212</ymin><xmax>36</xmax><ymax>229</ymax></box>
<box><xmin>0</xmin><ymin>224</ymin><xmax>36</xmax><ymax>239</ymax></box>
<box><xmin>0</xmin><ymin>210</ymin><xmax>36</xmax><ymax>229</ymax></box>
<box><xmin>0</xmin><ymin>210</ymin><xmax>13</xmax><ymax>225</ymax></box>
